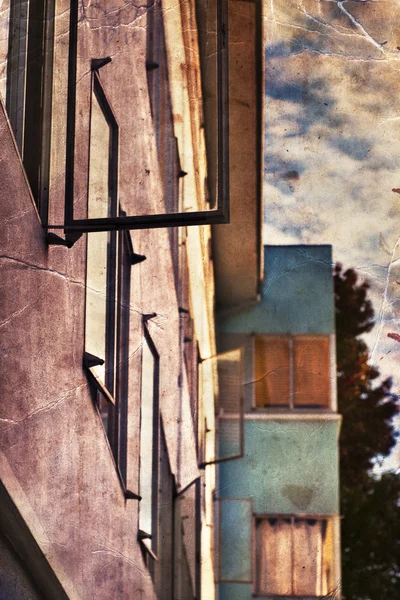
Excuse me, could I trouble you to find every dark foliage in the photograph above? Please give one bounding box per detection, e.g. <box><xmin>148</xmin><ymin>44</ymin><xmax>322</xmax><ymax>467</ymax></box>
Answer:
<box><xmin>334</xmin><ymin>264</ymin><xmax>400</xmax><ymax>600</ymax></box>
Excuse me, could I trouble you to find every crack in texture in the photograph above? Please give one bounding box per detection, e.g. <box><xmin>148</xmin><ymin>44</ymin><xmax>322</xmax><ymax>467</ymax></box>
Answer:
<box><xmin>336</xmin><ymin>1</ymin><xmax>396</xmax><ymax>57</ymax></box>
<box><xmin>369</xmin><ymin>236</ymin><xmax>400</xmax><ymax>366</ymax></box>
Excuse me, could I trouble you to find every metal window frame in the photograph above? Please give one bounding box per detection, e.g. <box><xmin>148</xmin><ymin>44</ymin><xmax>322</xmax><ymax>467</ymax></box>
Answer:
<box><xmin>138</xmin><ymin>322</ymin><xmax>161</xmax><ymax>563</ymax></box>
<box><xmin>48</xmin><ymin>0</ymin><xmax>229</xmax><ymax>241</ymax></box>
<box><xmin>83</xmin><ymin>353</ymin><xmax>141</xmax><ymax>501</ymax></box>
<box><xmin>6</xmin><ymin>0</ymin><xmax>55</xmax><ymax>223</ymax></box>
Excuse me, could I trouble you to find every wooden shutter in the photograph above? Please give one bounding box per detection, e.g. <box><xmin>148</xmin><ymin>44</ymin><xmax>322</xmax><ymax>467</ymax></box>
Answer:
<box><xmin>257</xmin><ymin>518</ymin><xmax>293</xmax><ymax>595</ymax></box>
<box><xmin>293</xmin><ymin>336</ymin><xmax>330</xmax><ymax>407</ymax></box>
<box><xmin>292</xmin><ymin>519</ymin><xmax>324</xmax><ymax>596</ymax></box>
<box><xmin>254</xmin><ymin>337</ymin><xmax>290</xmax><ymax>407</ymax></box>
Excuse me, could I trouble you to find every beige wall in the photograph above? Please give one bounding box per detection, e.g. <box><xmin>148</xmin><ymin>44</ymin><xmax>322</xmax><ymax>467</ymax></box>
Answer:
<box><xmin>213</xmin><ymin>0</ymin><xmax>264</xmax><ymax>310</ymax></box>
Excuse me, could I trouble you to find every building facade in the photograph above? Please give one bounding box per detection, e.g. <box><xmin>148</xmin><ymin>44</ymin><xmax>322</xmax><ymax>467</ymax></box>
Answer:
<box><xmin>215</xmin><ymin>245</ymin><xmax>342</xmax><ymax>600</ymax></box>
<box><xmin>0</xmin><ymin>1</ymin><xmax>228</xmax><ymax>598</ymax></box>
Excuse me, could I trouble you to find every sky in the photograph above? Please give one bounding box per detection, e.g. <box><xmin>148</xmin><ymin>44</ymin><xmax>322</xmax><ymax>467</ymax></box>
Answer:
<box><xmin>262</xmin><ymin>0</ymin><xmax>400</xmax><ymax>471</ymax></box>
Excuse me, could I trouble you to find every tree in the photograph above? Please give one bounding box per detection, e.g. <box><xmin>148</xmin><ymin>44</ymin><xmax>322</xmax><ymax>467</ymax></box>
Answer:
<box><xmin>334</xmin><ymin>264</ymin><xmax>400</xmax><ymax>600</ymax></box>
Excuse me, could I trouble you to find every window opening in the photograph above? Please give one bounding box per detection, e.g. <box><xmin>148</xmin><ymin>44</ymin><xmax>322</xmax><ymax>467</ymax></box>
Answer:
<box><xmin>6</xmin><ymin>0</ymin><xmax>55</xmax><ymax>220</ymax></box>
<box><xmin>84</xmin><ymin>73</ymin><xmax>135</xmax><ymax>492</ymax></box>
<box><xmin>138</xmin><ymin>326</ymin><xmax>160</xmax><ymax>569</ymax></box>
<box><xmin>254</xmin><ymin>335</ymin><xmax>331</xmax><ymax>409</ymax></box>
<box><xmin>255</xmin><ymin>516</ymin><xmax>335</xmax><ymax>597</ymax></box>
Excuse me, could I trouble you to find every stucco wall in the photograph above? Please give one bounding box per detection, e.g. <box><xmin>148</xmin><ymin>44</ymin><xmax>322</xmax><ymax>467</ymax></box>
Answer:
<box><xmin>0</xmin><ymin>2</ymin><xmax>217</xmax><ymax>598</ymax></box>
<box><xmin>218</xmin><ymin>245</ymin><xmax>334</xmax><ymax>334</ymax></box>
<box><xmin>218</xmin><ymin>418</ymin><xmax>340</xmax><ymax>515</ymax></box>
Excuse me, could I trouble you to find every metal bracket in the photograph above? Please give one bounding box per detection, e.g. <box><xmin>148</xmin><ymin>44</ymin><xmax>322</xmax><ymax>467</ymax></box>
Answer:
<box><xmin>130</xmin><ymin>252</ymin><xmax>146</xmax><ymax>266</ymax></box>
<box><xmin>143</xmin><ymin>313</ymin><xmax>157</xmax><ymax>322</ymax></box>
<box><xmin>46</xmin><ymin>233</ymin><xmax>74</xmax><ymax>248</ymax></box>
<box><xmin>91</xmin><ymin>57</ymin><xmax>112</xmax><ymax>71</ymax></box>
<box><xmin>83</xmin><ymin>352</ymin><xmax>104</xmax><ymax>368</ymax></box>
<box><xmin>146</xmin><ymin>61</ymin><xmax>159</xmax><ymax>71</ymax></box>
<box><xmin>46</xmin><ymin>231</ymin><xmax>83</xmax><ymax>248</ymax></box>
<box><xmin>125</xmin><ymin>490</ymin><xmax>142</xmax><ymax>501</ymax></box>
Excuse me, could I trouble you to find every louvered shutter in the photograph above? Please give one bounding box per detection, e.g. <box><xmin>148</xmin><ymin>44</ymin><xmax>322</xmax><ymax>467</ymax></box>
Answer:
<box><xmin>254</xmin><ymin>336</ymin><xmax>290</xmax><ymax>407</ymax></box>
<box><xmin>294</xmin><ymin>336</ymin><xmax>330</xmax><ymax>407</ymax></box>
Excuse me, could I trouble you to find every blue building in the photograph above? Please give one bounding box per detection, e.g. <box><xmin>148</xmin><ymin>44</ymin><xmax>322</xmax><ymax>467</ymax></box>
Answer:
<box><xmin>215</xmin><ymin>245</ymin><xmax>341</xmax><ymax>600</ymax></box>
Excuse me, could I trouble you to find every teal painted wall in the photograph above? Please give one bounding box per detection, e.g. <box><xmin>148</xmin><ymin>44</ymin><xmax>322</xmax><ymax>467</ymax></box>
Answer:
<box><xmin>218</xmin><ymin>583</ymin><xmax>253</xmax><ymax>600</ymax></box>
<box><xmin>218</xmin><ymin>418</ymin><xmax>340</xmax><ymax>515</ymax></box>
<box><xmin>219</xmin><ymin>500</ymin><xmax>252</xmax><ymax>582</ymax></box>
<box><xmin>217</xmin><ymin>245</ymin><xmax>334</xmax><ymax>335</ymax></box>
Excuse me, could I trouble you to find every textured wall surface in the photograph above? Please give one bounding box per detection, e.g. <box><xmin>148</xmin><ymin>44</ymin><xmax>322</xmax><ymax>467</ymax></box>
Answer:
<box><xmin>218</xmin><ymin>245</ymin><xmax>334</xmax><ymax>334</ymax></box>
<box><xmin>218</xmin><ymin>418</ymin><xmax>340</xmax><ymax>515</ymax></box>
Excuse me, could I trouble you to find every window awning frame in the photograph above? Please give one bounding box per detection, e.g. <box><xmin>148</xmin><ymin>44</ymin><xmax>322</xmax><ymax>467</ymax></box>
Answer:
<box><xmin>48</xmin><ymin>0</ymin><xmax>229</xmax><ymax>243</ymax></box>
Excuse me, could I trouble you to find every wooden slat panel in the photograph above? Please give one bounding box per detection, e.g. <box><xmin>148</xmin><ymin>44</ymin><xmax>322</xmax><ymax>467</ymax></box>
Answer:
<box><xmin>257</xmin><ymin>518</ymin><xmax>292</xmax><ymax>595</ymax></box>
<box><xmin>254</xmin><ymin>337</ymin><xmax>290</xmax><ymax>407</ymax></box>
<box><xmin>292</xmin><ymin>519</ymin><xmax>323</xmax><ymax>596</ymax></box>
<box><xmin>294</xmin><ymin>336</ymin><xmax>330</xmax><ymax>407</ymax></box>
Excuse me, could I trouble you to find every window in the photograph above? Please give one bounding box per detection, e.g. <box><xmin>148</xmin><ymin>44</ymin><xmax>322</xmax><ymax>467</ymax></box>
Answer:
<box><xmin>254</xmin><ymin>335</ymin><xmax>331</xmax><ymax>409</ymax></box>
<box><xmin>84</xmin><ymin>72</ymin><xmax>130</xmax><ymax>482</ymax></box>
<box><xmin>255</xmin><ymin>516</ymin><xmax>334</xmax><ymax>597</ymax></box>
<box><xmin>6</xmin><ymin>0</ymin><xmax>54</xmax><ymax>219</ymax></box>
<box><xmin>84</xmin><ymin>70</ymin><xmax>118</xmax><ymax>414</ymax></box>
<box><xmin>138</xmin><ymin>327</ymin><xmax>160</xmax><ymax>569</ymax></box>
